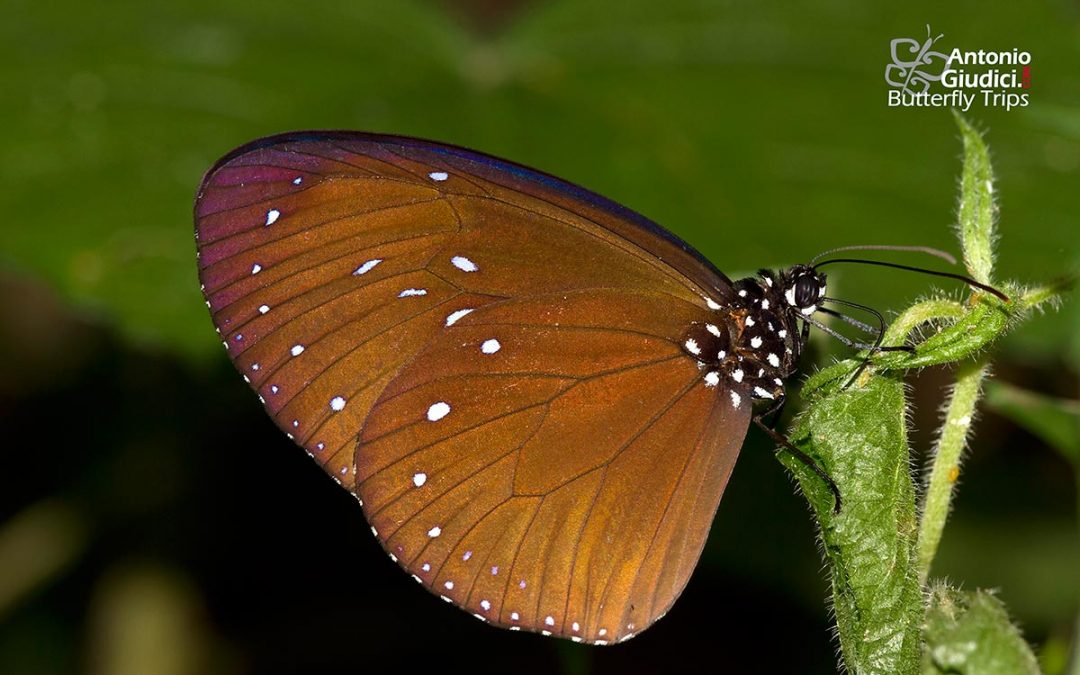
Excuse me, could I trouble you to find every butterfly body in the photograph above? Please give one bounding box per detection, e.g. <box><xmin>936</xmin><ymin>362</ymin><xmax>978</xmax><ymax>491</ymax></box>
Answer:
<box><xmin>683</xmin><ymin>265</ymin><xmax>827</xmax><ymax>408</ymax></box>
<box><xmin>195</xmin><ymin>132</ymin><xmax>824</xmax><ymax>644</ymax></box>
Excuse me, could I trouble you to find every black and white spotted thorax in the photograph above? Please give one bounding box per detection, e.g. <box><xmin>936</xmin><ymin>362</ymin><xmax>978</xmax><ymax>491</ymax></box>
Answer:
<box><xmin>683</xmin><ymin>265</ymin><xmax>827</xmax><ymax>410</ymax></box>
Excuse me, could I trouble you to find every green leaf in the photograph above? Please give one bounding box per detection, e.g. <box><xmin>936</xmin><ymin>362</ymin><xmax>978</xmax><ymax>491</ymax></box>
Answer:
<box><xmin>984</xmin><ymin>381</ymin><xmax>1080</xmax><ymax>464</ymax></box>
<box><xmin>783</xmin><ymin>372</ymin><xmax>922</xmax><ymax>675</ymax></box>
<box><xmin>922</xmin><ymin>585</ymin><xmax>1040</xmax><ymax>675</ymax></box>
<box><xmin>953</xmin><ymin>111</ymin><xmax>996</xmax><ymax>285</ymax></box>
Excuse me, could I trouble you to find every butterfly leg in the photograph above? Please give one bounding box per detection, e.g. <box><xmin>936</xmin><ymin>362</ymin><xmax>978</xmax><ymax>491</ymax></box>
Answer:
<box><xmin>761</xmin><ymin>392</ymin><xmax>787</xmax><ymax>429</ymax></box>
<box><xmin>753</xmin><ymin>395</ymin><xmax>842</xmax><ymax>514</ymax></box>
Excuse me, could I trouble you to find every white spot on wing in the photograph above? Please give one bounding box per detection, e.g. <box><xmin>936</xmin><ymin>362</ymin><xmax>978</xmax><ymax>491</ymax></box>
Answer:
<box><xmin>251</xmin><ymin>263</ymin><xmax>262</xmax><ymax>275</ymax></box>
<box><xmin>767</xmin><ymin>353</ymin><xmax>780</xmax><ymax>367</ymax></box>
<box><xmin>428</xmin><ymin>171</ymin><xmax>449</xmax><ymax>181</ymax></box>
<box><xmin>264</xmin><ymin>209</ymin><xmax>280</xmax><ymax>226</ymax></box>
<box><xmin>685</xmin><ymin>338</ymin><xmax>701</xmax><ymax>356</ymax></box>
<box><xmin>733</xmin><ymin>369</ymin><xmax>744</xmax><ymax>383</ymax></box>
<box><xmin>754</xmin><ymin>386</ymin><xmax>775</xmax><ymax>400</ymax></box>
<box><xmin>427</xmin><ymin>401</ymin><xmax>451</xmax><ymax>421</ymax></box>
<box><xmin>481</xmin><ymin>339</ymin><xmax>501</xmax><ymax>354</ymax></box>
<box><xmin>745</xmin><ymin>316</ymin><xmax>755</xmax><ymax>327</ymax></box>
<box><xmin>258</xmin><ymin>304</ymin><xmax>270</xmax><ymax>314</ymax></box>
<box><xmin>445</xmin><ymin>308</ymin><xmax>474</xmax><ymax>326</ymax></box>
<box><xmin>750</xmin><ymin>336</ymin><xmax>763</xmax><ymax>348</ymax></box>
<box><xmin>705</xmin><ymin>297</ymin><xmax>722</xmax><ymax>310</ymax></box>
<box><xmin>545</xmin><ymin>616</ymin><xmax>555</xmax><ymax>626</ymax></box>
<box><xmin>480</xmin><ymin>600</ymin><xmax>491</xmax><ymax>611</ymax></box>
<box><xmin>353</xmin><ymin>259</ymin><xmax>382</xmax><ymax>275</ymax></box>
<box><xmin>443</xmin><ymin>580</ymin><xmax>454</xmax><ymax>590</ymax></box>
<box><xmin>730</xmin><ymin>391</ymin><xmax>742</xmax><ymax>408</ymax></box>
<box><xmin>330</xmin><ymin>396</ymin><xmax>346</xmax><ymax>411</ymax></box>
<box><xmin>413</xmin><ymin>472</ymin><xmax>427</xmax><ymax>487</ymax></box>
<box><xmin>399</xmin><ymin>288</ymin><xmax>427</xmax><ymax>297</ymax></box>
<box><xmin>704</xmin><ymin>371</ymin><xmax>720</xmax><ymax>388</ymax></box>
<box><xmin>427</xmin><ymin>526</ymin><xmax>442</xmax><ymax>538</ymax></box>
<box><xmin>706</xmin><ymin>323</ymin><xmax>721</xmax><ymax>337</ymax></box>
<box><xmin>290</xmin><ymin>344</ymin><xmax>305</xmax><ymax>356</ymax></box>
<box><xmin>292</xmin><ymin>176</ymin><xmax>302</xmax><ymax>185</ymax></box>
<box><xmin>451</xmin><ymin>256</ymin><xmax>478</xmax><ymax>272</ymax></box>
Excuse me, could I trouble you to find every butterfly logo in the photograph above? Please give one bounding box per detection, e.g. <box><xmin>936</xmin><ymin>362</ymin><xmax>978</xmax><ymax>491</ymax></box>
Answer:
<box><xmin>885</xmin><ymin>25</ymin><xmax>949</xmax><ymax>94</ymax></box>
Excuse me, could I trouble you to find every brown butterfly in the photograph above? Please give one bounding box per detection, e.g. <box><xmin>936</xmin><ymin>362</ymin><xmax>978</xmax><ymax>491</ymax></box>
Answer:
<box><xmin>195</xmin><ymin>131</ymin><xmax>865</xmax><ymax>645</ymax></box>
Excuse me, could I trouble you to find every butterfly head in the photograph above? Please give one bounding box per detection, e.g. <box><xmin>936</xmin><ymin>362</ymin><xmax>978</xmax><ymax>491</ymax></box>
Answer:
<box><xmin>780</xmin><ymin>264</ymin><xmax>827</xmax><ymax>317</ymax></box>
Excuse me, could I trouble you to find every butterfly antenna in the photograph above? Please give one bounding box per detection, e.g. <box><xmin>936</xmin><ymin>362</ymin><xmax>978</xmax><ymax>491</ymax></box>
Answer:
<box><xmin>810</xmin><ymin>244</ymin><xmax>956</xmax><ymax>265</ymax></box>
<box><xmin>819</xmin><ymin>297</ymin><xmax>916</xmax><ymax>387</ymax></box>
<box><xmin>813</xmin><ymin>258</ymin><xmax>1009</xmax><ymax>301</ymax></box>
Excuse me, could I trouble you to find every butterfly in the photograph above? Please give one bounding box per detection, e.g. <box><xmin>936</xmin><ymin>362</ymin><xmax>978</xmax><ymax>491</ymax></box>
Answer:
<box><xmin>195</xmin><ymin>131</ymin><xmax>862</xmax><ymax>645</ymax></box>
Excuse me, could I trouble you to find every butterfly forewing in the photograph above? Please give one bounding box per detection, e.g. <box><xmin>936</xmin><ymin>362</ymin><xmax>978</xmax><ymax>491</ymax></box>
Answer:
<box><xmin>195</xmin><ymin>132</ymin><xmax>749</xmax><ymax>644</ymax></box>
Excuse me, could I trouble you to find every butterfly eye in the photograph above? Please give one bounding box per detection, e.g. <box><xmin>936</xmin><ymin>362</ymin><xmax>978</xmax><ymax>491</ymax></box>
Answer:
<box><xmin>793</xmin><ymin>275</ymin><xmax>818</xmax><ymax>307</ymax></box>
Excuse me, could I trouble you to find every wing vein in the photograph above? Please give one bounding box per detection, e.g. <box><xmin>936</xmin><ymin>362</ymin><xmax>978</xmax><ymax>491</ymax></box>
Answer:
<box><xmin>200</xmin><ymin>194</ymin><xmax>442</xmax><ymax>265</ymax></box>
<box><xmin>587</xmin><ymin>375</ymin><xmax>701</xmax><ymax>628</ymax></box>
<box><xmin>625</xmin><ymin>394</ymin><xmax>716</xmax><ymax>629</ymax></box>
<box><xmin>265</xmin><ymin>289</ymin><xmax>471</xmax><ymax>412</ymax></box>
<box><xmin>361</xmin><ymin>395</ymin><xmax>567</xmax><ymax>484</ymax></box>
<box><xmin>454</xmin><ymin>192</ymin><xmax>706</xmax><ymax>300</ymax></box>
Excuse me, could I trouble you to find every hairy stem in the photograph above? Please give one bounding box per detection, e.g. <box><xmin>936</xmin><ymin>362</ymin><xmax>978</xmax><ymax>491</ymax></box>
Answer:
<box><xmin>916</xmin><ymin>358</ymin><xmax>989</xmax><ymax>584</ymax></box>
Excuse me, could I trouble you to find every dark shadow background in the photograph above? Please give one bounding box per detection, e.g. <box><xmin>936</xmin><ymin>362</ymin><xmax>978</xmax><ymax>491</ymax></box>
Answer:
<box><xmin>1</xmin><ymin>1</ymin><xmax>1076</xmax><ymax>673</ymax></box>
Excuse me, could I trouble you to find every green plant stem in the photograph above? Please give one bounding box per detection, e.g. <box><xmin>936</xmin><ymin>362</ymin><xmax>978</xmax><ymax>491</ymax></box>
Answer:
<box><xmin>916</xmin><ymin>359</ymin><xmax>990</xmax><ymax>585</ymax></box>
<box><xmin>881</xmin><ymin>299</ymin><xmax>966</xmax><ymax>348</ymax></box>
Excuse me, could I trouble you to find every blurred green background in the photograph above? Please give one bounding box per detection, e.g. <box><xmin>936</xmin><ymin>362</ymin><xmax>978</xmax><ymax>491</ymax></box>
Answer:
<box><xmin>1</xmin><ymin>1</ymin><xmax>1076</xmax><ymax>673</ymax></box>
